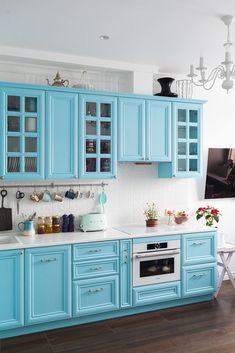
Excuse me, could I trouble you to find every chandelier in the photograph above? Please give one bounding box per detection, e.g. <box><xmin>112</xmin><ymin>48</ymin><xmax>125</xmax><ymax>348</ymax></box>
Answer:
<box><xmin>187</xmin><ymin>15</ymin><xmax>235</xmax><ymax>93</ymax></box>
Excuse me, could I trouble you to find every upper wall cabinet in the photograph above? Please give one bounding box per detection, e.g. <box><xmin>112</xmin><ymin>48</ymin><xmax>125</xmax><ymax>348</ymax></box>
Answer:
<box><xmin>118</xmin><ymin>97</ymin><xmax>171</xmax><ymax>162</ymax></box>
<box><xmin>0</xmin><ymin>88</ymin><xmax>45</xmax><ymax>180</ymax></box>
<box><xmin>79</xmin><ymin>94</ymin><xmax>117</xmax><ymax>179</ymax></box>
<box><xmin>46</xmin><ymin>91</ymin><xmax>78</xmax><ymax>179</ymax></box>
<box><xmin>158</xmin><ymin>102</ymin><xmax>202</xmax><ymax>178</ymax></box>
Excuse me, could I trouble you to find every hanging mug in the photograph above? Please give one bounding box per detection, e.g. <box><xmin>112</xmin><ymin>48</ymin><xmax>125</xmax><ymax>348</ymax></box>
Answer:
<box><xmin>18</xmin><ymin>220</ymin><xmax>35</xmax><ymax>236</ymax></box>
<box><xmin>65</xmin><ymin>189</ymin><xmax>76</xmax><ymax>200</ymax></box>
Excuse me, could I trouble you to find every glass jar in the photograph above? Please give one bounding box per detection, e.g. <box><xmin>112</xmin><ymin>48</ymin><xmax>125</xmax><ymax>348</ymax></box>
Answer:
<box><xmin>37</xmin><ymin>217</ymin><xmax>45</xmax><ymax>234</ymax></box>
<box><xmin>45</xmin><ymin>216</ymin><xmax>53</xmax><ymax>234</ymax></box>
<box><xmin>52</xmin><ymin>216</ymin><xmax>61</xmax><ymax>233</ymax></box>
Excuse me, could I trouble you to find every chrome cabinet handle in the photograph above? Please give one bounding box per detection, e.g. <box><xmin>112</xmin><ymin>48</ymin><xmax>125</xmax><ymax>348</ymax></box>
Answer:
<box><xmin>192</xmin><ymin>273</ymin><xmax>205</xmax><ymax>279</ymax></box>
<box><xmin>192</xmin><ymin>242</ymin><xmax>207</xmax><ymax>246</ymax></box>
<box><xmin>89</xmin><ymin>266</ymin><xmax>102</xmax><ymax>271</ymax></box>
<box><xmin>88</xmin><ymin>288</ymin><xmax>104</xmax><ymax>294</ymax></box>
<box><xmin>40</xmin><ymin>257</ymin><xmax>57</xmax><ymax>263</ymax></box>
<box><xmin>89</xmin><ymin>249</ymin><xmax>102</xmax><ymax>253</ymax></box>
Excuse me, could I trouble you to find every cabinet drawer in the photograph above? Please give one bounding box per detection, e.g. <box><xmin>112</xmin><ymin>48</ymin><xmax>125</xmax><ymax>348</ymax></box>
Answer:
<box><xmin>182</xmin><ymin>263</ymin><xmax>217</xmax><ymax>297</ymax></box>
<box><xmin>73</xmin><ymin>275</ymin><xmax>119</xmax><ymax>316</ymax></box>
<box><xmin>73</xmin><ymin>241</ymin><xmax>119</xmax><ymax>261</ymax></box>
<box><xmin>182</xmin><ymin>232</ymin><xmax>217</xmax><ymax>265</ymax></box>
<box><xmin>133</xmin><ymin>281</ymin><xmax>181</xmax><ymax>306</ymax></box>
<box><xmin>73</xmin><ymin>258</ymin><xmax>119</xmax><ymax>279</ymax></box>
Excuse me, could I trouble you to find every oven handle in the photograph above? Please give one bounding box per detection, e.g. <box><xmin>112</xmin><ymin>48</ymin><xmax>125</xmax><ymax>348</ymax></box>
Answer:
<box><xmin>135</xmin><ymin>250</ymin><xmax>180</xmax><ymax>258</ymax></box>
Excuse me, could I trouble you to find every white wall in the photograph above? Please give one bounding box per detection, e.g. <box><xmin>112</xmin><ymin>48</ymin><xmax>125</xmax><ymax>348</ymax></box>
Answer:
<box><xmin>1</xmin><ymin>62</ymin><xmax>235</xmax><ymax>264</ymax></box>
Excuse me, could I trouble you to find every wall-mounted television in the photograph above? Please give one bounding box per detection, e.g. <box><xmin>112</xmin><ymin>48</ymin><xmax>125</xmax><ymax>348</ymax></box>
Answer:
<box><xmin>205</xmin><ymin>148</ymin><xmax>235</xmax><ymax>199</ymax></box>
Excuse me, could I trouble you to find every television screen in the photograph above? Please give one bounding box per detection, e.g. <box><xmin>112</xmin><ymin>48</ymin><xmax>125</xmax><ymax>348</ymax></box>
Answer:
<box><xmin>205</xmin><ymin>148</ymin><xmax>235</xmax><ymax>199</ymax></box>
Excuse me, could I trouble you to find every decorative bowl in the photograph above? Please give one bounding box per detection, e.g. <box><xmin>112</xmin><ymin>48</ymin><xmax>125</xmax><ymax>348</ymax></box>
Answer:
<box><xmin>174</xmin><ymin>215</ymin><xmax>188</xmax><ymax>224</ymax></box>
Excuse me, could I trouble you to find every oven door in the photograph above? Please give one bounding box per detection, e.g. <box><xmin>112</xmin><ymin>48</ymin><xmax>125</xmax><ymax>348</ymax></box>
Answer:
<box><xmin>133</xmin><ymin>250</ymin><xmax>180</xmax><ymax>287</ymax></box>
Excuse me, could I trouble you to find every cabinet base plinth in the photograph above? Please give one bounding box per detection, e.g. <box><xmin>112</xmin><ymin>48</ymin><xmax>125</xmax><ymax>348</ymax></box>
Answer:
<box><xmin>0</xmin><ymin>294</ymin><xmax>213</xmax><ymax>339</ymax></box>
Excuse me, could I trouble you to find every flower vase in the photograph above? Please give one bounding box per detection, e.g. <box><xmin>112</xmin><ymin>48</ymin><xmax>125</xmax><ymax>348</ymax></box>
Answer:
<box><xmin>154</xmin><ymin>77</ymin><xmax>178</xmax><ymax>97</ymax></box>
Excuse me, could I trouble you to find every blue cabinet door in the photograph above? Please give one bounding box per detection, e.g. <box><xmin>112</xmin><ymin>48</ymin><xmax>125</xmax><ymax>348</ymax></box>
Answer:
<box><xmin>158</xmin><ymin>102</ymin><xmax>203</xmax><ymax>178</ymax></box>
<box><xmin>25</xmin><ymin>245</ymin><xmax>72</xmax><ymax>325</ymax></box>
<box><xmin>182</xmin><ymin>232</ymin><xmax>217</xmax><ymax>266</ymax></box>
<box><xmin>79</xmin><ymin>94</ymin><xmax>117</xmax><ymax>178</ymax></box>
<box><xmin>118</xmin><ymin>97</ymin><xmax>145</xmax><ymax>161</ymax></box>
<box><xmin>120</xmin><ymin>239</ymin><xmax>132</xmax><ymax>308</ymax></box>
<box><xmin>73</xmin><ymin>275</ymin><xmax>119</xmax><ymax>316</ymax></box>
<box><xmin>182</xmin><ymin>263</ymin><xmax>217</xmax><ymax>297</ymax></box>
<box><xmin>0</xmin><ymin>87</ymin><xmax>45</xmax><ymax>180</ymax></box>
<box><xmin>146</xmin><ymin>100</ymin><xmax>171</xmax><ymax>161</ymax></box>
<box><xmin>0</xmin><ymin>250</ymin><xmax>24</xmax><ymax>330</ymax></box>
<box><xmin>46</xmin><ymin>91</ymin><xmax>78</xmax><ymax>179</ymax></box>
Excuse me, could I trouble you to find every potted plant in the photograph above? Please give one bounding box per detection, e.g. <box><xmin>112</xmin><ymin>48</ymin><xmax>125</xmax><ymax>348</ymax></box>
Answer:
<box><xmin>196</xmin><ymin>206</ymin><xmax>221</xmax><ymax>227</ymax></box>
<box><xmin>144</xmin><ymin>202</ymin><xmax>159</xmax><ymax>227</ymax></box>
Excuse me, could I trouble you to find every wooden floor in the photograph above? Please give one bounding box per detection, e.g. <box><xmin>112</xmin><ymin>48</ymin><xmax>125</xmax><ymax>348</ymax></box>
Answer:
<box><xmin>1</xmin><ymin>281</ymin><xmax>235</xmax><ymax>353</ymax></box>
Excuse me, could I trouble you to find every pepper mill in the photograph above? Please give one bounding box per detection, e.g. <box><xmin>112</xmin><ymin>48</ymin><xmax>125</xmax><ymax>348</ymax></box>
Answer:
<box><xmin>68</xmin><ymin>214</ymin><xmax>75</xmax><ymax>232</ymax></box>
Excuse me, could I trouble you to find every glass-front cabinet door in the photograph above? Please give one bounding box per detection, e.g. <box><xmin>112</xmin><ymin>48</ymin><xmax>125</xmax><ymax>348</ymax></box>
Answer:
<box><xmin>79</xmin><ymin>94</ymin><xmax>117</xmax><ymax>178</ymax></box>
<box><xmin>158</xmin><ymin>101</ymin><xmax>203</xmax><ymax>178</ymax></box>
<box><xmin>0</xmin><ymin>88</ymin><xmax>44</xmax><ymax>180</ymax></box>
<box><xmin>174</xmin><ymin>103</ymin><xmax>202</xmax><ymax>177</ymax></box>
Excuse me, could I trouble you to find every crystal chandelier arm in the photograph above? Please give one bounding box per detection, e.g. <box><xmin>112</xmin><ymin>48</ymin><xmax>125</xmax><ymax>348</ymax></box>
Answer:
<box><xmin>191</xmin><ymin>66</ymin><xmax>224</xmax><ymax>89</ymax></box>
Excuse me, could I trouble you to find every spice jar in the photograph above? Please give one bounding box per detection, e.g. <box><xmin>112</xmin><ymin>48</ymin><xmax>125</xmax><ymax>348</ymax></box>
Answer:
<box><xmin>45</xmin><ymin>216</ymin><xmax>53</xmax><ymax>234</ymax></box>
<box><xmin>52</xmin><ymin>216</ymin><xmax>61</xmax><ymax>233</ymax></box>
<box><xmin>37</xmin><ymin>217</ymin><xmax>45</xmax><ymax>234</ymax></box>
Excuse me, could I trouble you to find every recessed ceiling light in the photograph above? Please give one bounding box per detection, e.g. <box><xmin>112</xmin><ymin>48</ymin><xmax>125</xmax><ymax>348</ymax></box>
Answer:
<box><xmin>99</xmin><ymin>35</ymin><xmax>110</xmax><ymax>40</ymax></box>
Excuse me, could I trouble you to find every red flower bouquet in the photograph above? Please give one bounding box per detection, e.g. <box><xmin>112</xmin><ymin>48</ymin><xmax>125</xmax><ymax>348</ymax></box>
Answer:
<box><xmin>196</xmin><ymin>206</ymin><xmax>221</xmax><ymax>227</ymax></box>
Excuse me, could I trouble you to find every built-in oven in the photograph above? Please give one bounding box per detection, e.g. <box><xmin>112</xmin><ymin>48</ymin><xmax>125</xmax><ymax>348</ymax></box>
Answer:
<box><xmin>133</xmin><ymin>239</ymin><xmax>180</xmax><ymax>287</ymax></box>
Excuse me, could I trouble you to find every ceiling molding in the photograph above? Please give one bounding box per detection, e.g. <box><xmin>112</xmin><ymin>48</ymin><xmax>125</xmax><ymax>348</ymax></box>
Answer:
<box><xmin>0</xmin><ymin>45</ymin><xmax>159</xmax><ymax>74</ymax></box>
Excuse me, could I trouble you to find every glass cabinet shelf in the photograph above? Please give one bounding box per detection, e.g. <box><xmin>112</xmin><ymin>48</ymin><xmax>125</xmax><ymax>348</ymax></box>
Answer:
<box><xmin>79</xmin><ymin>95</ymin><xmax>117</xmax><ymax>178</ymax></box>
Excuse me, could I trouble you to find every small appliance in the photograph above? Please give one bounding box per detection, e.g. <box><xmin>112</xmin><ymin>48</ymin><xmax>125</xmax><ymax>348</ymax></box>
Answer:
<box><xmin>80</xmin><ymin>213</ymin><xmax>107</xmax><ymax>232</ymax></box>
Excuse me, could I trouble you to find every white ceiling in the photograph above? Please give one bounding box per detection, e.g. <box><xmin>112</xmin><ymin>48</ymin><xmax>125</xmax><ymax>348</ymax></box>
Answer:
<box><xmin>1</xmin><ymin>0</ymin><xmax>235</xmax><ymax>73</ymax></box>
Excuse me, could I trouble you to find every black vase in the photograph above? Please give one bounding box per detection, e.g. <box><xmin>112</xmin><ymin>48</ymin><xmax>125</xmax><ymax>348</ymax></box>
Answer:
<box><xmin>154</xmin><ymin>77</ymin><xmax>178</xmax><ymax>97</ymax></box>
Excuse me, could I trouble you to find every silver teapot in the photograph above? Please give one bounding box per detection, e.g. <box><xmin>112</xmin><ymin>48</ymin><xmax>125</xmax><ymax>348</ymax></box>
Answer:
<box><xmin>46</xmin><ymin>72</ymin><xmax>69</xmax><ymax>87</ymax></box>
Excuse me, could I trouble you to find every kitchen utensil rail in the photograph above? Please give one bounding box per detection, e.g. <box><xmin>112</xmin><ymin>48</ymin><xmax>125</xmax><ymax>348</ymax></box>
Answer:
<box><xmin>0</xmin><ymin>182</ymin><xmax>108</xmax><ymax>189</ymax></box>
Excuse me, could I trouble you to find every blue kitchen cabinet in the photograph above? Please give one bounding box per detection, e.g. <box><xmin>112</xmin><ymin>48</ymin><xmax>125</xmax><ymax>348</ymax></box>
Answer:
<box><xmin>78</xmin><ymin>94</ymin><xmax>117</xmax><ymax>178</ymax></box>
<box><xmin>182</xmin><ymin>232</ymin><xmax>217</xmax><ymax>266</ymax></box>
<box><xmin>158</xmin><ymin>102</ymin><xmax>203</xmax><ymax>177</ymax></box>
<box><xmin>25</xmin><ymin>245</ymin><xmax>72</xmax><ymax>325</ymax></box>
<box><xmin>118</xmin><ymin>97</ymin><xmax>171</xmax><ymax>162</ymax></box>
<box><xmin>0</xmin><ymin>87</ymin><xmax>45</xmax><ymax>180</ymax></box>
<box><xmin>118</xmin><ymin>97</ymin><xmax>145</xmax><ymax>161</ymax></box>
<box><xmin>182</xmin><ymin>263</ymin><xmax>217</xmax><ymax>297</ymax></box>
<box><xmin>46</xmin><ymin>91</ymin><xmax>78</xmax><ymax>179</ymax></box>
<box><xmin>120</xmin><ymin>239</ymin><xmax>132</xmax><ymax>308</ymax></box>
<box><xmin>133</xmin><ymin>281</ymin><xmax>181</xmax><ymax>306</ymax></box>
<box><xmin>73</xmin><ymin>275</ymin><xmax>119</xmax><ymax>316</ymax></box>
<box><xmin>0</xmin><ymin>249</ymin><xmax>24</xmax><ymax>331</ymax></box>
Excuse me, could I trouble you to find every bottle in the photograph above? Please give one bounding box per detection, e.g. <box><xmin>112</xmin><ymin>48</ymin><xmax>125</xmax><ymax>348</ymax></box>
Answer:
<box><xmin>52</xmin><ymin>216</ymin><xmax>61</xmax><ymax>233</ymax></box>
<box><xmin>45</xmin><ymin>216</ymin><xmax>53</xmax><ymax>234</ymax></box>
<box><xmin>37</xmin><ymin>217</ymin><xmax>45</xmax><ymax>234</ymax></box>
<box><xmin>62</xmin><ymin>214</ymin><xmax>69</xmax><ymax>232</ymax></box>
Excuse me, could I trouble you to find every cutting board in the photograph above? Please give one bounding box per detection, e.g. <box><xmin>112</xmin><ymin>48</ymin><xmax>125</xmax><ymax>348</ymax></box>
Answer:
<box><xmin>0</xmin><ymin>189</ymin><xmax>12</xmax><ymax>231</ymax></box>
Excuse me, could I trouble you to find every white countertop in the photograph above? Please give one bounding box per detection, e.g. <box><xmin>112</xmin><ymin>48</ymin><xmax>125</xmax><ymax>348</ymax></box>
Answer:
<box><xmin>114</xmin><ymin>223</ymin><xmax>214</xmax><ymax>237</ymax></box>
<box><xmin>0</xmin><ymin>223</ymin><xmax>216</xmax><ymax>251</ymax></box>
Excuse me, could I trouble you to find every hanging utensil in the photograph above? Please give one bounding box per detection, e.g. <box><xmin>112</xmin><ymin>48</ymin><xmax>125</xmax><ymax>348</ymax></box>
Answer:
<box><xmin>16</xmin><ymin>190</ymin><xmax>25</xmax><ymax>215</ymax></box>
<box><xmin>0</xmin><ymin>189</ymin><xmax>12</xmax><ymax>231</ymax></box>
<box><xmin>99</xmin><ymin>186</ymin><xmax>107</xmax><ymax>213</ymax></box>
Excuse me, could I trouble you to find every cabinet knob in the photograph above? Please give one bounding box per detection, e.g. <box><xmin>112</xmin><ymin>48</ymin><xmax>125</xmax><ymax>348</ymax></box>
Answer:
<box><xmin>0</xmin><ymin>176</ymin><xmax>4</xmax><ymax>180</ymax></box>
<box><xmin>19</xmin><ymin>251</ymin><xmax>23</xmax><ymax>255</ymax></box>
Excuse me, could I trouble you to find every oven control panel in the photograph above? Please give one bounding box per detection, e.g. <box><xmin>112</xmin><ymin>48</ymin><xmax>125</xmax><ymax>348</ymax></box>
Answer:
<box><xmin>147</xmin><ymin>242</ymin><xmax>167</xmax><ymax>250</ymax></box>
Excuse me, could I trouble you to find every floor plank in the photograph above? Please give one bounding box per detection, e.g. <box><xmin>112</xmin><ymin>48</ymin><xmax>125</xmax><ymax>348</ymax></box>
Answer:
<box><xmin>1</xmin><ymin>281</ymin><xmax>235</xmax><ymax>353</ymax></box>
